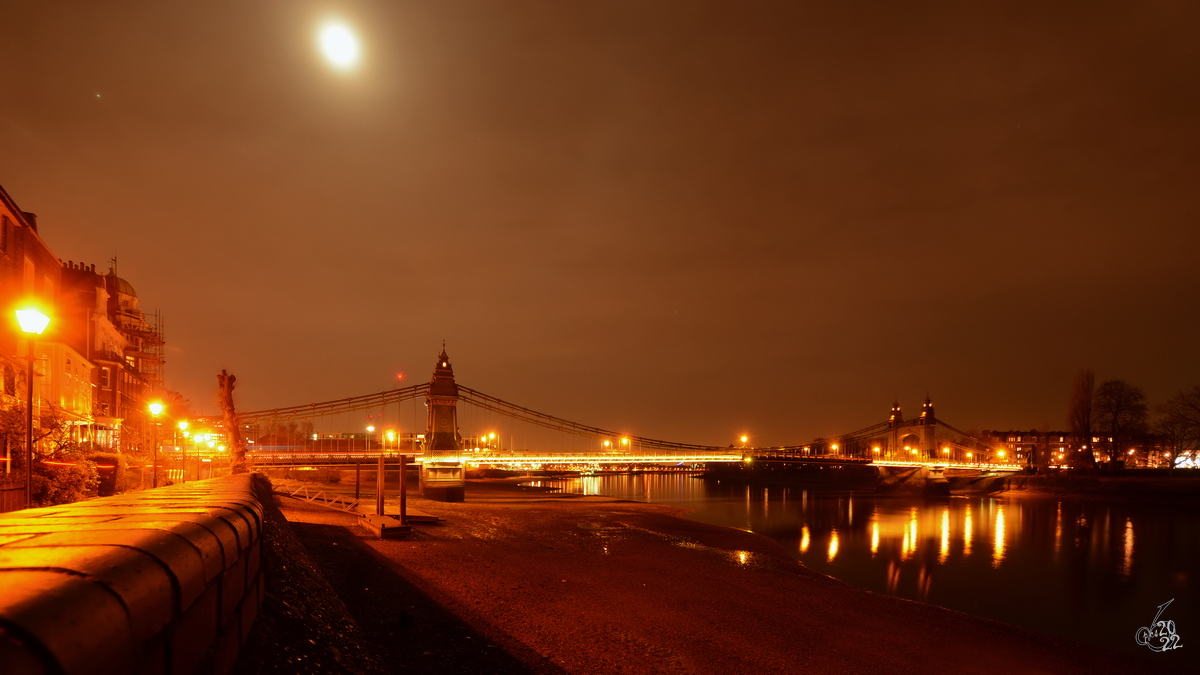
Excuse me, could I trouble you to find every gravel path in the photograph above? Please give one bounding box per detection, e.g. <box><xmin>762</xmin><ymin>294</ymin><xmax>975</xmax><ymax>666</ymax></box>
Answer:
<box><xmin>270</xmin><ymin>480</ymin><xmax>1185</xmax><ymax>674</ymax></box>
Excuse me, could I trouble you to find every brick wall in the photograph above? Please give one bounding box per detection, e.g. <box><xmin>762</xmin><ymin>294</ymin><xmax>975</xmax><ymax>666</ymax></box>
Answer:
<box><xmin>0</xmin><ymin>474</ymin><xmax>263</xmax><ymax>675</ymax></box>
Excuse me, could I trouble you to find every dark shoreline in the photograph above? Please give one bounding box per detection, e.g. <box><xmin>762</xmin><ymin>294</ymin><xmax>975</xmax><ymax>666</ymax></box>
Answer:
<box><xmin>242</xmin><ymin>476</ymin><xmax>1192</xmax><ymax>673</ymax></box>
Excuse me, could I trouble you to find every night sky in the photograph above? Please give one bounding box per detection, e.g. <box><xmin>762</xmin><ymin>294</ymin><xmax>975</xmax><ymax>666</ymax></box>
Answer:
<box><xmin>1</xmin><ymin>1</ymin><xmax>1197</xmax><ymax>446</ymax></box>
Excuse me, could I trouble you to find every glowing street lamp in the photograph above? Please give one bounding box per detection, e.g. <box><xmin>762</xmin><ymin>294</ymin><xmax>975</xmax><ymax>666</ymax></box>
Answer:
<box><xmin>366</xmin><ymin>425</ymin><xmax>375</xmax><ymax>451</ymax></box>
<box><xmin>16</xmin><ymin>306</ymin><xmax>49</xmax><ymax>507</ymax></box>
<box><xmin>147</xmin><ymin>402</ymin><xmax>164</xmax><ymax>487</ymax></box>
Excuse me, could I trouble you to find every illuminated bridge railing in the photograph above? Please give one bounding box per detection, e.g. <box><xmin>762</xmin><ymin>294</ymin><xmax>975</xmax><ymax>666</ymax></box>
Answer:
<box><xmin>242</xmin><ymin>450</ymin><xmax>743</xmax><ymax>467</ymax></box>
<box><xmin>461</xmin><ymin>452</ymin><xmax>742</xmax><ymax>465</ymax></box>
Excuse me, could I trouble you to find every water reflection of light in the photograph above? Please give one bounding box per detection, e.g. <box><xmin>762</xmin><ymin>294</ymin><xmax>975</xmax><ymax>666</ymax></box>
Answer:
<box><xmin>993</xmin><ymin>504</ymin><xmax>1006</xmax><ymax>567</ymax></box>
<box><xmin>737</xmin><ymin>550</ymin><xmax>750</xmax><ymax>565</ymax></box>
<box><xmin>963</xmin><ymin>504</ymin><xmax>973</xmax><ymax>557</ymax></box>
<box><xmin>828</xmin><ymin>530</ymin><xmax>840</xmax><ymax>562</ymax></box>
<box><xmin>886</xmin><ymin>559</ymin><xmax>900</xmax><ymax>593</ymax></box>
<box><xmin>1054</xmin><ymin>502</ymin><xmax>1062</xmax><ymax>559</ymax></box>
<box><xmin>939</xmin><ymin>508</ymin><xmax>950</xmax><ymax>563</ymax></box>
<box><xmin>582</xmin><ymin>476</ymin><xmax>600</xmax><ymax>495</ymax></box>
<box><xmin>871</xmin><ymin>521</ymin><xmax>879</xmax><ymax>556</ymax></box>
<box><xmin>909</xmin><ymin>507</ymin><xmax>919</xmax><ymax>555</ymax></box>
<box><xmin>800</xmin><ymin>525</ymin><xmax>811</xmax><ymax>553</ymax></box>
<box><xmin>848</xmin><ymin>497</ymin><xmax>854</xmax><ymax>526</ymax></box>
<box><xmin>1122</xmin><ymin>518</ymin><xmax>1134</xmax><ymax>577</ymax></box>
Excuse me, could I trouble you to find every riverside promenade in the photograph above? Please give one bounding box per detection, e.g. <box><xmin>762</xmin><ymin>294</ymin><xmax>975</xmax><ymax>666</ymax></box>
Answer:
<box><xmin>249</xmin><ymin>479</ymin><xmax>1184</xmax><ymax>675</ymax></box>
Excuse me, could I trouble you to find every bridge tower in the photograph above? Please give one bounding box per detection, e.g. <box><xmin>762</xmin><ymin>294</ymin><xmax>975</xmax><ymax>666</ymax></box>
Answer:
<box><xmin>420</xmin><ymin>348</ymin><xmax>466</xmax><ymax>502</ymax></box>
<box><xmin>885</xmin><ymin>397</ymin><xmax>939</xmax><ymax>461</ymax></box>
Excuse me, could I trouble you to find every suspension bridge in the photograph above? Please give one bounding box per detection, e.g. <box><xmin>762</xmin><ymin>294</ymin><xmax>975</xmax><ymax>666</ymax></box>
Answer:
<box><xmin>182</xmin><ymin>350</ymin><xmax>1014</xmax><ymax>484</ymax></box>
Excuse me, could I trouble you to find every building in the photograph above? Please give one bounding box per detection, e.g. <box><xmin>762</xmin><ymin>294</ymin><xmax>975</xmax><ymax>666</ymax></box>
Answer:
<box><xmin>60</xmin><ymin>261</ymin><xmax>165</xmax><ymax>453</ymax></box>
<box><xmin>0</xmin><ymin>184</ymin><xmax>166</xmax><ymax>468</ymax></box>
<box><xmin>980</xmin><ymin>430</ymin><xmax>1073</xmax><ymax>470</ymax></box>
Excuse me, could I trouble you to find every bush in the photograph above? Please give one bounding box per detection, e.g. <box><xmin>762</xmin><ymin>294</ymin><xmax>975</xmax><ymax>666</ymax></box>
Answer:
<box><xmin>31</xmin><ymin>460</ymin><xmax>99</xmax><ymax>506</ymax></box>
<box><xmin>87</xmin><ymin>452</ymin><xmax>127</xmax><ymax>496</ymax></box>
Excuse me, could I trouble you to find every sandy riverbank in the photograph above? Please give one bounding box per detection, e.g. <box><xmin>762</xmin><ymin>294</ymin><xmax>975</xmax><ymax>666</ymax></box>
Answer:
<box><xmin>245</xmin><ymin>477</ymin><xmax>1192</xmax><ymax>674</ymax></box>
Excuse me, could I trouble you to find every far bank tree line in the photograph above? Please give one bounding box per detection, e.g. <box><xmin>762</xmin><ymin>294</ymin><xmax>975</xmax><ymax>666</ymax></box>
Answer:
<box><xmin>1067</xmin><ymin>370</ymin><xmax>1200</xmax><ymax>471</ymax></box>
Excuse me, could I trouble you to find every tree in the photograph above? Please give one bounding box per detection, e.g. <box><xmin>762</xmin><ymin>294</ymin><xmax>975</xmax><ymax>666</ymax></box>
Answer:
<box><xmin>1093</xmin><ymin>379</ymin><xmax>1148</xmax><ymax>464</ymax></box>
<box><xmin>1066</xmin><ymin>370</ymin><xmax>1097</xmax><ymax>469</ymax></box>
<box><xmin>0</xmin><ymin>404</ymin><xmax>100</xmax><ymax>505</ymax></box>
<box><xmin>217</xmin><ymin>370</ymin><xmax>249</xmax><ymax>474</ymax></box>
<box><xmin>1154</xmin><ymin>385</ymin><xmax>1200</xmax><ymax>474</ymax></box>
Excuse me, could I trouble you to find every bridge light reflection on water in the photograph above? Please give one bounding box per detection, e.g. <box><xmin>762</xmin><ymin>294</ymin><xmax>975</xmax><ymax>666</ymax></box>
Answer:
<box><xmin>532</xmin><ymin>472</ymin><xmax>1199</xmax><ymax>657</ymax></box>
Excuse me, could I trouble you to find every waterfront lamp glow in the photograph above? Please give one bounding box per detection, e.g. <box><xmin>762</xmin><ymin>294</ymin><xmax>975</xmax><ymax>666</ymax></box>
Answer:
<box><xmin>16</xmin><ymin>306</ymin><xmax>49</xmax><ymax>508</ymax></box>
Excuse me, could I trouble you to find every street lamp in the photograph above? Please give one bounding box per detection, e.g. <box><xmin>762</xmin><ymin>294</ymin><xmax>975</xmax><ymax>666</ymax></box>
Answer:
<box><xmin>16</xmin><ymin>307</ymin><xmax>50</xmax><ymax>508</ymax></box>
<box><xmin>147</xmin><ymin>402</ymin><xmax>164</xmax><ymax>487</ymax></box>
<box><xmin>366</xmin><ymin>425</ymin><xmax>375</xmax><ymax>451</ymax></box>
<box><xmin>172</xmin><ymin>419</ymin><xmax>187</xmax><ymax>487</ymax></box>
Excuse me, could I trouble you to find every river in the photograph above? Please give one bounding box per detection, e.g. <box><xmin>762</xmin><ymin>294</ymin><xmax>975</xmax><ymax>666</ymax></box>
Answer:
<box><xmin>525</xmin><ymin>472</ymin><xmax>1198</xmax><ymax>659</ymax></box>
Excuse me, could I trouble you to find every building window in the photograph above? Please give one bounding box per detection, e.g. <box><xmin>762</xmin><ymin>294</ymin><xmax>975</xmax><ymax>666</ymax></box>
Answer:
<box><xmin>100</xmin><ymin>403</ymin><xmax>110</xmax><ymax>416</ymax></box>
<box><xmin>100</xmin><ymin>368</ymin><xmax>111</xmax><ymax>388</ymax></box>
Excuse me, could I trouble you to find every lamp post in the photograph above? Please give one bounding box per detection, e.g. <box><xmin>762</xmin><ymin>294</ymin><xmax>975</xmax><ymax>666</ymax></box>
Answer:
<box><xmin>366</xmin><ymin>425</ymin><xmax>375</xmax><ymax>451</ymax></box>
<box><xmin>174</xmin><ymin>420</ymin><xmax>188</xmax><ymax>487</ymax></box>
<box><xmin>16</xmin><ymin>307</ymin><xmax>49</xmax><ymax>508</ymax></box>
<box><xmin>148</xmin><ymin>402</ymin><xmax>164</xmax><ymax>487</ymax></box>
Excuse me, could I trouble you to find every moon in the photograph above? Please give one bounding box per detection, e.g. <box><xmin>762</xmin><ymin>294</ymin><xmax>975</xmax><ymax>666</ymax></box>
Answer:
<box><xmin>318</xmin><ymin>22</ymin><xmax>360</xmax><ymax>70</ymax></box>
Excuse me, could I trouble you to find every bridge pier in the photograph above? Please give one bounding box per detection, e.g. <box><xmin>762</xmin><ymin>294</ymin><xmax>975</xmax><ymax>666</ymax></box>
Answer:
<box><xmin>420</xmin><ymin>463</ymin><xmax>465</xmax><ymax>502</ymax></box>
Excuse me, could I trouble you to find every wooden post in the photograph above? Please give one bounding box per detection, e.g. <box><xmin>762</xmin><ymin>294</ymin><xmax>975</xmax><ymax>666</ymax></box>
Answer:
<box><xmin>355</xmin><ymin>462</ymin><xmax>361</xmax><ymax>501</ymax></box>
<box><xmin>376</xmin><ymin>455</ymin><xmax>385</xmax><ymax>516</ymax></box>
<box><xmin>398</xmin><ymin>455</ymin><xmax>407</xmax><ymax>526</ymax></box>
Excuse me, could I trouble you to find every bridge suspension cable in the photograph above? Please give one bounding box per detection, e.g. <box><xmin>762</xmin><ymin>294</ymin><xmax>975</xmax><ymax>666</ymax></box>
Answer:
<box><xmin>456</xmin><ymin>385</ymin><xmax>725</xmax><ymax>454</ymax></box>
<box><xmin>204</xmin><ymin>382</ymin><xmax>431</xmax><ymax>426</ymax></box>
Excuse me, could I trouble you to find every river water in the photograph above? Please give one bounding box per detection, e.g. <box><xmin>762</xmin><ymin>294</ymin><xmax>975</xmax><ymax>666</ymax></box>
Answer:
<box><xmin>527</xmin><ymin>473</ymin><xmax>1198</xmax><ymax>659</ymax></box>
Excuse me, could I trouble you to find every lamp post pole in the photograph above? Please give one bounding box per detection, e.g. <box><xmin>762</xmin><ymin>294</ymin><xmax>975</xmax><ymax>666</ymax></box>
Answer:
<box><xmin>148</xmin><ymin>403</ymin><xmax>164</xmax><ymax>488</ymax></box>
<box><xmin>16</xmin><ymin>307</ymin><xmax>50</xmax><ymax>510</ymax></box>
<box><xmin>152</xmin><ymin>422</ymin><xmax>159</xmax><ymax>488</ymax></box>
<box><xmin>24</xmin><ymin>339</ymin><xmax>35</xmax><ymax>508</ymax></box>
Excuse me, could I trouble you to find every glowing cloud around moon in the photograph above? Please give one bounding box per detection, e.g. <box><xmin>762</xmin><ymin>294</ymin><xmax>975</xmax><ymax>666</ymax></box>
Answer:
<box><xmin>318</xmin><ymin>22</ymin><xmax>360</xmax><ymax>70</ymax></box>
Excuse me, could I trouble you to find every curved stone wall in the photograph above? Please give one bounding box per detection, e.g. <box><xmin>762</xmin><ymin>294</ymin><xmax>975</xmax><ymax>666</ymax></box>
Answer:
<box><xmin>0</xmin><ymin>474</ymin><xmax>263</xmax><ymax>675</ymax></box>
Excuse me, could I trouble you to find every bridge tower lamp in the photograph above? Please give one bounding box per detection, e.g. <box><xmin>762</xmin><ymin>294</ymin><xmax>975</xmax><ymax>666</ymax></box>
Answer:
<box><xmin>15</xmin><ymin>307</ymin><xmax>50</xmax><ymax>509</ymax></box>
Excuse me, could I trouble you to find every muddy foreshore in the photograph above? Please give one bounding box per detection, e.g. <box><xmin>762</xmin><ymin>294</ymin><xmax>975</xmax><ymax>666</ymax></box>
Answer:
<box><xmin>236</xmin><ymin>476</ymin><xmax>1190</xmax><ymax>674</ymax></box>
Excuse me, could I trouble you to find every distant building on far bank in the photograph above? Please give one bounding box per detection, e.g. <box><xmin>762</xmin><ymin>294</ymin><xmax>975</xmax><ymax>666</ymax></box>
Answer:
<box><xmin>980</xmin><ymin>430</ymin><xmax>1173</xmax><ymax>470</ymax></box>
